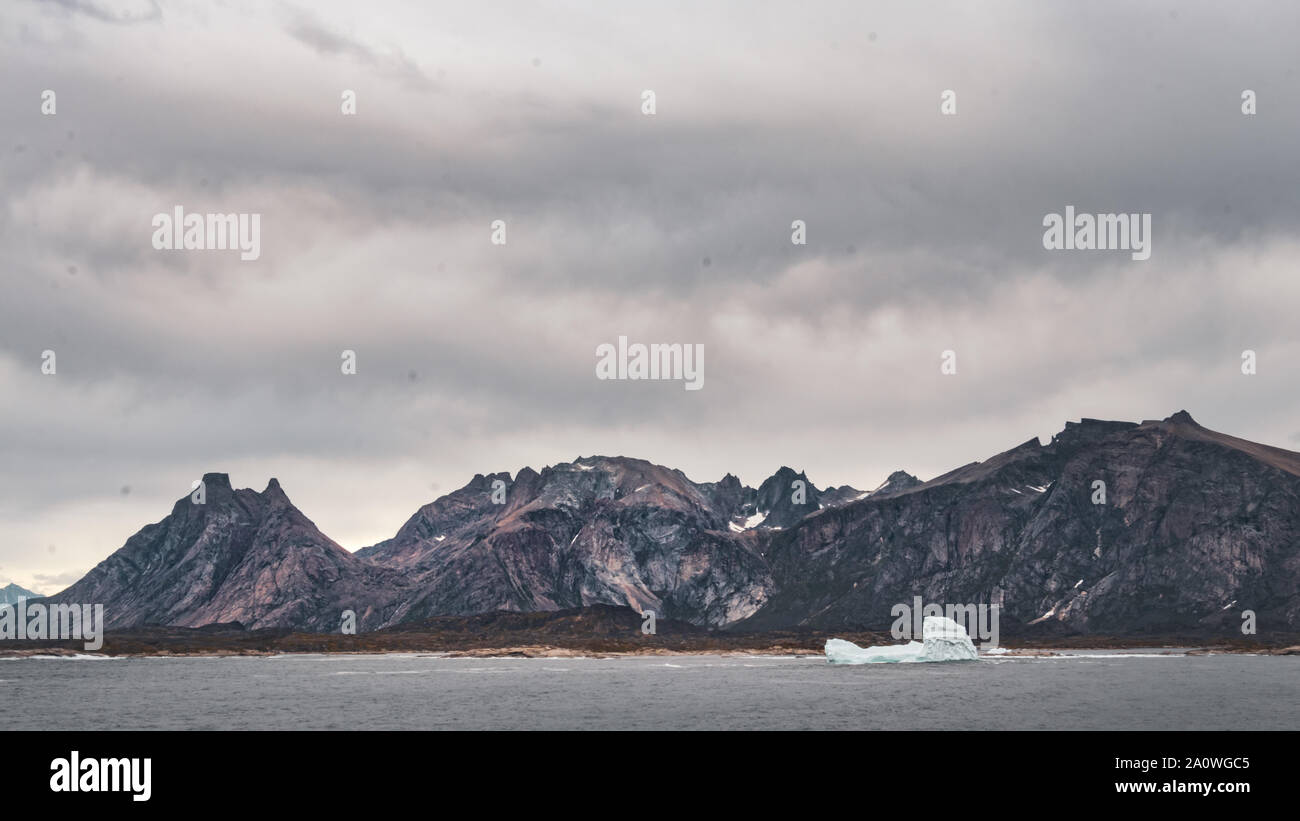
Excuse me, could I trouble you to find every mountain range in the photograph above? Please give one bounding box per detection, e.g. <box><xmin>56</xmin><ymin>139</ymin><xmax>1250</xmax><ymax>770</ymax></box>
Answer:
<box><xmin>43</xmin><ymin>411</ymin><xmax>1300</xmax><ymax>636</ymax></box>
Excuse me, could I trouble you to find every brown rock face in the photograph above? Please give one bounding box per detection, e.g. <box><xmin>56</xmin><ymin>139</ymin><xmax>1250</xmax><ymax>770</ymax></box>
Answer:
<box><xmin>361</xmin><ymin>456</ymin><xmax>774</xmax><ymax>627</ymax></box>
<box><xmin>44</xmin><ymin>413</ymin><xmax>1300</xmax><ymax>636</ymax></box>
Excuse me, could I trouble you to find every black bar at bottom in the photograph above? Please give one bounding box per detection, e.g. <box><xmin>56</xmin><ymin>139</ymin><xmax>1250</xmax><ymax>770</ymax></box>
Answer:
<box><xmin>1</xmin><ymin>730</ymin><xmax>1288</xmax><ymax>810</ymax></box>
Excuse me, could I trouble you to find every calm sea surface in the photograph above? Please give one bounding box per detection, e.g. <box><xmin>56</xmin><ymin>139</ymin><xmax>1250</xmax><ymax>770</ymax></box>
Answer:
<box><xmin>3</xmin><ymin>651</ymin><xmax>1296</xmax><ymax>730</ymax></box>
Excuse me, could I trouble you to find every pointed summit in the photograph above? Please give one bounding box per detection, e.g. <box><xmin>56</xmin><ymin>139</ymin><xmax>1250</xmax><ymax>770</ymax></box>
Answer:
<box><xmin>262</xmin><ymin>478</ymin><xmax>291</xmax><ymax>505</ymax></box>
<box><xmin>874</xmin><ymin>470</ymin><xmax>921</xmax><ymax>495</ymax></box>
<box><xmin>751</xmin><ymin>466</ymin><xmax>820</xmax><ymax>528</ymax></box>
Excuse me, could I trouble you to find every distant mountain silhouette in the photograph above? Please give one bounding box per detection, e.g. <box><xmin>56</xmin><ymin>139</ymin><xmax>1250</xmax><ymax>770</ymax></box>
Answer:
<box><xmin>0</xmin><ymin>582</ymin><xmax>41</xmax><ymax>606</ymax></box>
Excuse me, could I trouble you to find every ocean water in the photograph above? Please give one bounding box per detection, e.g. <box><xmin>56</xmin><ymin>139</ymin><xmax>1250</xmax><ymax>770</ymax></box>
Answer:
<box><xmin>2</xmin><ymin>651</ymin><xmax>1296</xmax><ymax>730</ymax></box>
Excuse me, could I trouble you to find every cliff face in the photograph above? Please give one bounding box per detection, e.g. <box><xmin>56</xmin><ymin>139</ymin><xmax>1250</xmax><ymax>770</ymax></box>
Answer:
<box><xmin>47</xmin><ymin>413</ymin><xmax>1300</xmax><ymax>635</ymax></box>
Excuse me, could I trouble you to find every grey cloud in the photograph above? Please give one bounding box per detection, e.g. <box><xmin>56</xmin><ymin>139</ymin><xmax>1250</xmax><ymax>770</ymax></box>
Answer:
<box><xmin>282</xmin><ymin>6</ymin><xmax>434</xmax><ymax>89</ymax></box>
<box><xmin>36</xmin><ymin>0</ymin><xmax>161</xmax><ymax>25</ymax></box>
<box><xmin>0</xmin><ymin>0</ymin><xmax>1297</xmax><ymax>587</ymax></box>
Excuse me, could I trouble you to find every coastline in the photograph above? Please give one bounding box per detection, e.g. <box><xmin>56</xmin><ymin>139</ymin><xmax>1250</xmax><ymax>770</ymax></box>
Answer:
<box><xmin>4</xmin><ymin>635</ymin><xmax>1298</xmax><ymax>660</ymax></box>
<box><xmin>6</xmin><ymin>607</ymin><xmax>1297</xmax><ymax>659</ymax></box>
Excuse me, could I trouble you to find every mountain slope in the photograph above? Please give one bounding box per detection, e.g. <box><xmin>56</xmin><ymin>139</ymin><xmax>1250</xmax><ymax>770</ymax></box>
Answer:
<box><xmin>46</xmin><ymin>473</ymin><xmax>409</xmax><ymax>631</ymax></box>
<box><xmin>739</xmin><ymin>412</ymin><xmax>1300</xmax><ymax>633</ymax></box>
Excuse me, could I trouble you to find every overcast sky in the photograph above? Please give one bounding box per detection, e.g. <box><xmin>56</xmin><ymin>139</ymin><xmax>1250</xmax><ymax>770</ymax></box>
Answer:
<box><xmin>2</xmin><ymin>0</ymin><xmax>1299</xmax><ymax>594</ymax></box>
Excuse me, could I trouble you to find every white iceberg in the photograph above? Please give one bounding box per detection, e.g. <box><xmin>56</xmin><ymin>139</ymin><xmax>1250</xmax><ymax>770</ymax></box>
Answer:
<box><xmin>825</xmin><ymin>616</ymin><xmax>979</xmax><ymax>664</ymax></box>
<box><xmin>919</xmin><ymin>615</ymin><xmax>980</xmax><ymax>661</ymax></box>
<box><xmin>824</xmin><ymin>638</ymin><xmax>926</xmax><ymax>664</ymax></box>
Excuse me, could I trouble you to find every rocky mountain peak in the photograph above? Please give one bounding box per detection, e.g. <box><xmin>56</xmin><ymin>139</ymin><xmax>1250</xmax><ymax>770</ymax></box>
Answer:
<box><xmin>751</xmin><ymin>466</ymin><xmax>821</xmax><ymax>529</ymax></box>
<box><xmin>874</xmin><ymin>469</ymin><xmax>921</xmax><ymax>495</ymax></box>
<box><xmin>48</xmin><ymin>476</ymin><xmax>407</xmax><ymax>631</ymax></box>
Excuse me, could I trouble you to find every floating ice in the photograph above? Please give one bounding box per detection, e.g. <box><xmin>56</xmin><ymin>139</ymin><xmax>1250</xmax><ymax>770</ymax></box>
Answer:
<box><xmin>920</xmin><ymin>615</ymin><xmax>980</xmax><ymax>661</ymax></box>
<box><xmin>824</xmin><ymin>638</ymin><xmax>926</xmax><ymax>664</ymax></box>
<box><xmin>825</xmin><ymin>616</ymin><xmax>979</xmax><ymax>664</ymax></box>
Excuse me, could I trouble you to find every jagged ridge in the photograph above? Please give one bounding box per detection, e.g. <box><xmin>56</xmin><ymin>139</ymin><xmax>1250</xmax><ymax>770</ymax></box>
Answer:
<box><xmin>45</xmin><ymin>412</ymin><xmax>1300</xmax><ymax>635</ymax></box>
